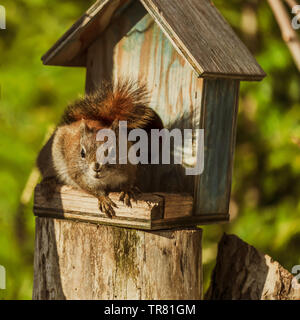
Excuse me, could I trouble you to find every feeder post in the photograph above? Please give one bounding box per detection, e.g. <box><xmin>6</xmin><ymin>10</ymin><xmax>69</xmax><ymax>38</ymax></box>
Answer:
<box><xmin>33</xmin><ymin>217</ymin><xmax>202</xmax><ymax>300</ymax></box>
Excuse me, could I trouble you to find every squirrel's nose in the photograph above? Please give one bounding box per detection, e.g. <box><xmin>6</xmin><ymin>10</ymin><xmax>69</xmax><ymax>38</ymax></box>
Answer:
<box><xmin>93</xmin><ymin>162</ymin><xmax>101</xmax><ymax>172</ymax></box>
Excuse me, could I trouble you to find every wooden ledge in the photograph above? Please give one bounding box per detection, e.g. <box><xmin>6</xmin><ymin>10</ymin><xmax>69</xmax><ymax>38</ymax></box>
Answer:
<box><xmin>33</xmin><ymin>184</ymin><xmax>229</xmax><ymax>230</ymax></box>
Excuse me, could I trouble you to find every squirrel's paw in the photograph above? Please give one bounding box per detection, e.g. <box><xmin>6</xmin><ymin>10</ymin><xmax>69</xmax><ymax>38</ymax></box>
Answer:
<box><xmin>98</xmin><ymin>195</ymin><xmax>118</xmax><ymax>218</ymax></box>
<box><xmin>119</xmin><ymin>186</ymin><xmax>141</xmax><ymax>208</ymax></box>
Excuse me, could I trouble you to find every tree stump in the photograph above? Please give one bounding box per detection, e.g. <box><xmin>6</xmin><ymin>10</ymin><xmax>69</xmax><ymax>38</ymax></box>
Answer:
<box><xmin>33</xmin><ymin>217</ymin><xmax>202</xmax><ymax>300</ymax></box>
<box><xmin>206</xmin><ymin>233</ymin><xmax>300</xmax><ymax>300</ymax></box>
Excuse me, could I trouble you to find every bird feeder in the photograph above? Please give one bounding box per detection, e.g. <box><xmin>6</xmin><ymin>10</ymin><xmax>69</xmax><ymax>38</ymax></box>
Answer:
<box><xmin>34</xmin><ymin>0</ymin><xmax>265</xmax><ymax>230</ymax></box>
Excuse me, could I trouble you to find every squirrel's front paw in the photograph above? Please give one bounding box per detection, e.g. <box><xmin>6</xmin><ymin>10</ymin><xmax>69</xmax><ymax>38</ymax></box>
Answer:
<box><xmin>98</xmin><ymin>195</ymin><xmax>118</xmax><ymax>218</ymax></box>
<box><xmin>119</xmin><ymin>186</ymin><xmax>141</xmax><ymax>208</ymax></box>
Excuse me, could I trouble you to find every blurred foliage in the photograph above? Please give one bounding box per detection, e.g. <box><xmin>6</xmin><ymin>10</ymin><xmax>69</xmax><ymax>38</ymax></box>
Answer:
<box><xmin>0</xmin><ymin>0</ymin><xmax>93</xmax><ymax>299</ymax></box>
<box><xmin>0</xmin><ymin>0</ymin><xmax>299</xmax><ymax>299</ymax></box>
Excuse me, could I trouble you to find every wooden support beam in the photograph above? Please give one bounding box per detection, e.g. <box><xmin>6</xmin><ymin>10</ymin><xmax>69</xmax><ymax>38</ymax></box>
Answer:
<box><xmin>33</xmin><ymin>218</ymin><xmax>203</xmax><ymax>300</ymax></box>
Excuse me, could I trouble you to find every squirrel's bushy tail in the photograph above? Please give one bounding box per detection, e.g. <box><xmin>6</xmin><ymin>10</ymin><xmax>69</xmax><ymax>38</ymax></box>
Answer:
<box><xmin>61</xmin><ymin>79</ymin><xmax>163</xmax><ymax>130</ymax></box>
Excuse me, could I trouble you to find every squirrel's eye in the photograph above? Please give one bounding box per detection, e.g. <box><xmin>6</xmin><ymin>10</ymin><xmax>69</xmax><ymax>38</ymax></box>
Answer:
<box><xmin>81</xmin><ymin>148</ymin><xmax>86</xmax><ymax>159</ymax></box>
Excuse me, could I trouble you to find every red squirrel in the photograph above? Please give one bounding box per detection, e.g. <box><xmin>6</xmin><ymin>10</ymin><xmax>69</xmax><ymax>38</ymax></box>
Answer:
<box><xmin>37</xmin><ymin>80</ymin><xmax>163</xmax><ymax>217</ymax></box>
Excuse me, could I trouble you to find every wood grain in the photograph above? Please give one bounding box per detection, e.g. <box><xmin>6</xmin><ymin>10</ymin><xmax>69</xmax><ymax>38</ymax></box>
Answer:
<box><xmin>33</xmin><ymin>218</ymin><xmax>203</xmax><ymax>300</ymax></box>
<box><xmin>194</xmin><ymin>79</ymin><xmax>240</xmax><ymax>215</ymax></box>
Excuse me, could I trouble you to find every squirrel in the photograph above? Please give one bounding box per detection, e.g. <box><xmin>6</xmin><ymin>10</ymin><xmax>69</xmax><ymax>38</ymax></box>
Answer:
<box><xmin>37</xmin><ymin>80</ymin><xmax>163</xmax><ymax>218</ymax></box>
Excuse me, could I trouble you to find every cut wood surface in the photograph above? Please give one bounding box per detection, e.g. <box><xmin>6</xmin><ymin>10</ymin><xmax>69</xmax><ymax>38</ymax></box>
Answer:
<box><xmin>33</xmin><ymin>218</ymin><xmax>203</xmax><ymax>300</ymax></box>
<box><xmin>206</xmin><ymin>234</ymin><xmax>300</xmax><ymax>300</ymax></box>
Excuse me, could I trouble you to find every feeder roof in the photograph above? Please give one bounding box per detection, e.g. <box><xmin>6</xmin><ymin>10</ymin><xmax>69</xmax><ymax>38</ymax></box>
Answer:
<box><xmin>42</xmin><ymin>0</ymin><xmax>266</xmax><ymax>81</ymax></box>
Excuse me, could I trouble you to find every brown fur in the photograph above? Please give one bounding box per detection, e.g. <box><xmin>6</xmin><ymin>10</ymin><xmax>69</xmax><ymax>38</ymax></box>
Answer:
<box><xmin>61</xmin><ymin>79</ymin><xmax>163</xmax><ymax>130</ymax></box>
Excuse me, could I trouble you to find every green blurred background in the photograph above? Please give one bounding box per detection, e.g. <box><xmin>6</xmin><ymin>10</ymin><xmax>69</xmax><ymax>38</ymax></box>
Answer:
<box><xmin>0</xmin><ymin>0</ymin><xmax>299</xmax><ymax>299</ymax></box>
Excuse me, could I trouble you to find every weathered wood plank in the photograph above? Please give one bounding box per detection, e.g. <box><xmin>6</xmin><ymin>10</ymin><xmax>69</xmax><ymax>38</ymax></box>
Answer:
<box><xmin>33</xmin><ymin>218</ymin><xmax>203</xmax><ymax>300</ymax></box>
<box><xmin>34</xmin><ymin>184</ymin><xmax>163</xmax><ymax>221</ymax></box>
<box><xmin>33</xmin><ymin>184</ymin><xmax>229</xmax><ymax>229</ymax></box>
<box><xmin>34</xmin><ymin>184</ymin><xmax>164</xmax><ymax>230</ymax></box>
<box><xmin>194</xmin><ymin>79</ymin><xmax>240</xmax><ymax>215</ymax></box>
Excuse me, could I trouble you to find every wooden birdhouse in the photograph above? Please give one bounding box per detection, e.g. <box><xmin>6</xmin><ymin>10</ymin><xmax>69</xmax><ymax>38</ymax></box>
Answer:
<box><xmin>34</xmin><ymin>0</ymin><xmax>265</xmax><ymax>230</ymax></box>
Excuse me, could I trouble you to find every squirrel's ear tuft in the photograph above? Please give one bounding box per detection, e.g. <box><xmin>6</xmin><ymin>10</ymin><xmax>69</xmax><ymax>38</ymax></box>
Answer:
<box><xmin>79</xmin><ymin>120</ymin><xmax>88</xmax><ymax>136</ymax></box>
